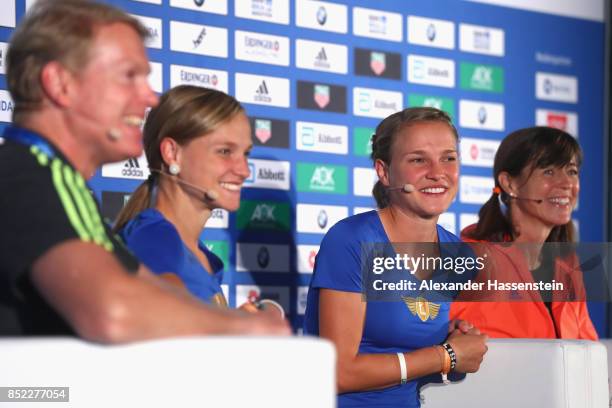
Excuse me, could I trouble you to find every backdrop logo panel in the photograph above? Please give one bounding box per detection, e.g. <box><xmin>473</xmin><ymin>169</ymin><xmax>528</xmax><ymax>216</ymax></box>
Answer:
<box><xmin>236</xmin><ymin>243</ymin><xmax>290</xmax><ymax>272</ymax></box>
<box><xmin>407</xmin><ymin>15</ymin><xmax>455</xmax><ymax>49</ymax></box>
<box><xmin>535</xmin><ymin>72</ymin><xmax>578</xmax><ymax>103</ymax></box>
<box><xmin>460</xmin><ymin>62</ymin><xmax>504</xmax><ymax>93</ymax></box>
<box><xmin>535</xmin><ymin>109</ymin><xmax>579</xmax><ymax>137</ymax></box>
<box><xmin>249</xmin><ymin>117</ymin><xmax>290</xmax><ymax>148</ymax></box>
<box><xmin>101</xmin><ymin>154</ymin><xmax>150</xmax><ymax>180</ymax></box>
<box><xmin>408</xmin><ymin>94</ymin><xmax>455</xmax><ymax>118</ymax></box>
<box><xmin>353</xmin><ymin>127</ymin><xmax>374</xmax><ymax>157</ymax></box>
<box><xmin>297</xmin><ymin>81</ymin><xmax>347</xmax><ymax>113</ymax></box>
<box><xmin>354</xmin><ymin>48</ymin><xmax>401</xmax><ymax>80</ymax></box>
<box><xmin>234</xmin><ymin>0</ymin><xmax>290</xmax><ymax>25</ymax></box>
<box><xmin>205</xmin><ymin>209</ymin><xmax>229</xmax><ymax>229</ymax></box>
<box><xmin>236</xmin><ymin>200</ymin><xmax>291</xmax><ymax>231</ymax></box>
<box><xmin>244</xmin><ymin>158</ymin><xmax>290</xmax><ymax>190</ymax></box>
<box><xmin>295</xmin><ymin>0</ymin><xmax>348</xmax><ymax>33</ymax></box>
<box><xmin>297</xmin><ymin>163</ymin><xmax>348</xmax><ymax>194</ymax></box>
<box><xmin>0</xmin><ymin>90</ymin><xmax>13</xmax><ymax>123</ymax></box>
<box><xmin>460</xmin><ymin>175</ymin><xmax>495</xmax><ymax>204</ymax></box>
<box><xmin>132</xmin><ymin>14</ymin><xmax>162</xmax><ymax>49</ymax></box>
<box><xmin>296</xmin><ymin>121</ymin><xmax>348</xmax><ymax>154</ymax></box>
<box><xmin>407</xmin><ymin>54</ymin><xmax>455</xmax><ymax>88</ymax></box>
<box><xmin>201</xmin><ymin>240</ymin><xmax>230</xmax><ymax>267</ymax></box>
<box><xmin>296</xmin><ymin>203</ymin><xmax>348</xmax><ymax>234</ymax></box>
<box><xmin>353</xmin><ymin>167</ymin><xmax>377</xmax><ymax>197</ymax></box>
<box><xmin>170</xmin><ymin>64</ymin><xmax>229</xmax><ymax>92</ymax></box>
<box><xmin>170</xmin><ymin>21</ymin><xmax>228</xmax><ymax>57</ymax></box>
<box><xmin>296</xmin><ymin>39</ymin><xmax>348</xmax><ymax>74</ymax></box>
<box><xmin>236</xmin><ymin>73</ymin><xmax>290</xmax><ymax>107</ymax></box>
<box><xmin>459</xmin><ymin>23</ymin><xmax>505</xmax><ymax>56</ymax></box>
<box><xmin>235</xmin><ymin>30</ymin><xmax>290</xmax><ymax>66</ymax></box>
<box><xmin>0</xmin><ymin>42</ymin><xmax>7</xmax><ymax>74</ymax></box>
<box><xmin>170</xmin><ymin>0</ymin><xmax>227</xmax><ymax>14</ymax></box>
<box><xmin>353</xmin><ymin>6</ymin><xmax>403</xmax><ymax>42</ymax></box>
<box><xmin>459</xmin><ymin>100</ymin><xmax>505</xmax><ymax>131</ymax></box>
<box><xmin>296</xmin><ymin>244</ymin><xmax>319</xmax><ymax>274</ymax></box>
<box><xmin>353</xmin><ymin>87</ymin><xmax>403</xmax><ymax>118</ymax></box>
<box><xmin>459</xmin><ymin>137</ymin><xmax>500</xmax><ymax>168</ymax></box>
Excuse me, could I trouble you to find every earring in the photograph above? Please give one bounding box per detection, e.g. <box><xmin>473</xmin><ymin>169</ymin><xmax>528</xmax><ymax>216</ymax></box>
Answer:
<box><xmin>169</xmin><ymin>163</ymin><xmax>181</xmax><ymax>176</ymax></box>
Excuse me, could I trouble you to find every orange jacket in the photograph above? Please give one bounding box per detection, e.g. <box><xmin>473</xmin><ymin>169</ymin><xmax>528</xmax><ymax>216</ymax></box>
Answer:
<box><xmin>449</xmin><ymin>225</ymin><xmax>598</xmax><ymax>340</ymax></box>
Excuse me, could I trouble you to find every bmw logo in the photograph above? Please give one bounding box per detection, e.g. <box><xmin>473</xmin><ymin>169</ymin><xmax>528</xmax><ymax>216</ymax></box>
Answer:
<box><xmin>543</xmin><ymin>78</ymin><xmax>553</xmax><ymax>94</ymax></box>
<box><xmin>478</xmin><ymin>107</ymin><xmax>487</xmax><ymax>124</ymax></box>
<box><xmin>317</xmin><ymin>210</ymin><xmax>328</xmax><ymax>229</ymax></box>
<box><xmin>426</xmin><ymin>24</ymin><xmax>436</xmax><ymax>42</ymax></box>
<box><xmin>257</xmin><ymin>247</ymin><xmax>270</xmax><ymax>268</ymax></box>
<box><xmin>316</xmin><ymin>6</ymin><xmax>327</xmax><ymax>25</ymax></box>
<box><xmin>194</xmin><ymin>0</ymin><xmax>205</xmax><ymax>6</ymax></box>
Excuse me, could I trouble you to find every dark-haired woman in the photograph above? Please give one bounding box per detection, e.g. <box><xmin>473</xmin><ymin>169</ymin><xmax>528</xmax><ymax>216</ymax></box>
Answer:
<box><xmin>450</xmin><ymin>126</ymin><xmax>597</xmax><ymax>339</ymax></box>
<box><xmin>303</xmin><ymin>107</ymin><xmax>487</xmax><ymax>407</ymax></box>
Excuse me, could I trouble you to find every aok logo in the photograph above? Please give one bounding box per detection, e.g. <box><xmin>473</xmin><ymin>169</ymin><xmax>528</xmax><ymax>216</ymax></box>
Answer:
<box><xmin>310</xmin><ymin>166</ymin><xmax>335</xmax><ymax>190</ymax></box>
<box><xmin>122</xmin><ymin>158</ymin><xmax>144</xmax><ymax>178</ymax></box>
<box><xmin>251</xmin><ymin>203</ymin><xmax>276</xmax><ymax>222</ymax></box>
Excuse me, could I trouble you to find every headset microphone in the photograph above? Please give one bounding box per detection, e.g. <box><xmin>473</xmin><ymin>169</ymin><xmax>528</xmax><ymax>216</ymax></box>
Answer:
<box><xmin>150</xmin><ymin>169</ymin><xmax>219</xmax><ymax>201</ymax></box>
<box><xmin>388</xmin><ymin>184</ymin><xmax>416</xmax><ymax>193</ymax></box>
<box><xmin>508</xmin><ymin>194</ymin><xmax>543</xmax><ymax>204</ymax></box>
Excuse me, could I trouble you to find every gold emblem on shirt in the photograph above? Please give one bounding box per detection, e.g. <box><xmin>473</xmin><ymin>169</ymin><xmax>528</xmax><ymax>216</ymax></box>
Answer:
<box><xmin>401</xmin><ymin>296</ymin><xmax>440</xmax><ymax>322</ymax></box>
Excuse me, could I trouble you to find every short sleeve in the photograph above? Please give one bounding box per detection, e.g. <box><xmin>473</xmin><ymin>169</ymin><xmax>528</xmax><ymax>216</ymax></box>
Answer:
<box><xmin>310</xmin><ymin>221</ymin><xmax>363</xmax><ymax>293</ymax></box>
<box><xmin>122</xmin><ymin>219</ymin><xmax>186</xmax><ymax>275</ymax></box>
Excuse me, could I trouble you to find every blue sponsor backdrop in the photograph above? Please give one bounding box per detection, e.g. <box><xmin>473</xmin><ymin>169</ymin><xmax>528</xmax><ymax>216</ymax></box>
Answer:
<box><xmin>0</xmin><ymin>0</ymin><xmax>606</xmax><ymax>334</ymax></box>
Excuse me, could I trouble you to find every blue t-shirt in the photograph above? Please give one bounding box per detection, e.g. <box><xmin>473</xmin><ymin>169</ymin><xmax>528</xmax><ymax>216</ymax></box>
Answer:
<box><xmin>303</xmin><ymin>210</ymin><xmax>460</xmax><ymax>408</ymax></box>
<box><xmin>119</xmin><ymin>208</ymin><xmax>226</xmax><ymax>305</ymax></box>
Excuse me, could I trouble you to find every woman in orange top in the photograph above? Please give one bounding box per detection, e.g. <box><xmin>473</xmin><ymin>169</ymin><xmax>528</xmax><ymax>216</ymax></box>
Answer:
<box><xmin>450</xmin><ymin>126</ymin><xmax>597</xmax><ymax>339</ymax></box>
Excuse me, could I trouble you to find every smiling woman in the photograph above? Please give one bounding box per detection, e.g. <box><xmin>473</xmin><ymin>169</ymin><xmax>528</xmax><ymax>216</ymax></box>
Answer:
<box><xmin>450</xmin><ymin>126</ymin><xmax>598</xmax><ymax>340</ymax></box>
<box><xmin>112</xmin><ymin>85</ymin><xmax>254</xmax><ymax>308</ymax></box>
<box><xmin>303</xmin><ymin>107</ymin><xmax>488</xmax><ymax>408</ymax></box>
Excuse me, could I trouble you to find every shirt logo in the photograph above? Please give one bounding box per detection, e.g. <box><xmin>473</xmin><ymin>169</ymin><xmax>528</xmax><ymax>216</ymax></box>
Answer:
<box><xmin>370</xmin><ymin>52</ymin><xmax>386</xmax><ymax>76</ymax></box>
<box><xmin>314</xmin><ymin>84</ymin><xmax>330</xmax><ymax>109</ymax></box>
<box><xmin>402</xmin><ymin>296</ymin><xmax>441</xmax><ymax>322</ymax></box>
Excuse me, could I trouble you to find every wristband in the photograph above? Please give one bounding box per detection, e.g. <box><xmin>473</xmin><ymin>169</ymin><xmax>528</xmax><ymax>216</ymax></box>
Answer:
<box><xmin>442</xmin><ymin>343</ymin><xmax>457</xmax><ymax>370</ymax></box>
<box><xmin>397</xmin><ymin>352</ymin><xmax>407</xmax><ymax>385</ymax></box>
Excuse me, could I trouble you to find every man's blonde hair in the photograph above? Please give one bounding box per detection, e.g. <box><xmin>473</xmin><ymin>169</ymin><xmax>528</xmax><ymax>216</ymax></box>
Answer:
<box><xmin>7</xmin><ymin>0</ymin><xmax>148</xmax><ymax>123</ymax></box>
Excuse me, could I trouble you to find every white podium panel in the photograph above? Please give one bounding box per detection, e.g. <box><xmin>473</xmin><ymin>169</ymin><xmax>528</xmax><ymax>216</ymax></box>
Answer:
<box><xmin>0</xmin><ymin>336</ymin><xmax>335</xmax><ymax>407</ymax></box>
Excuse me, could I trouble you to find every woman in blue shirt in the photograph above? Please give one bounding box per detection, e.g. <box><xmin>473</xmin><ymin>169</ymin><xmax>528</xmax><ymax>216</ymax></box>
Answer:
<box><xmin>114</xmin><ymin>85</ymin><xmax>274</xmax><ymax>314</ymax></box>
<box><xmin>303</xmin><ymin>107</ymin><xmax>488</xmax><ymax>407</ymax></box>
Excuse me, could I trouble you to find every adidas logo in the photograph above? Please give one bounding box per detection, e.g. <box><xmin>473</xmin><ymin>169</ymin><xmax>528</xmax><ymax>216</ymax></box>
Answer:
<box><xmin>254</xmin><ymin>80</ymin><xmax>272</xmax><ymax>103</ymax></box>
<box><xmin>314</xmin><ymin>47</ymin><xmax>330</xmax><ymax>69</ymax></box>
<box><xmin>316</xmin><ymin>47</ymin><xmax>327</xmax><ymax>61</ymax></box>
<box><xmin>122</xmin><ymin>158</ymin><xmax>144</xmax><ymax>177</ymax></box>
